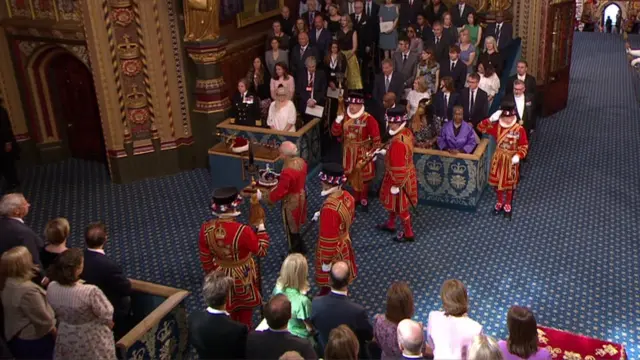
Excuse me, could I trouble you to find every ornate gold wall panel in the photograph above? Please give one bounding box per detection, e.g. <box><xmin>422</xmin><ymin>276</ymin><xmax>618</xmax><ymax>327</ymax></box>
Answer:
<box><xmin>0</xmin><ymin>27</ymin><xmax>27</xmax><ymax>139</ymax></box>
<box><xmin>514</xmin><ymin>0</ymin><xmax>543</xmax><ymax>80</ymax></box>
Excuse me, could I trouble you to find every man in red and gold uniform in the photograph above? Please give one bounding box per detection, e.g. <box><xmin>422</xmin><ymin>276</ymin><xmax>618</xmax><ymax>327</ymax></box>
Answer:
<box><xmin>312</xmin><ymin>163</ymin><xmax>357</xmax><ymax>296</ymax></box>
<box><xmin>258</xmin><ymin>141</ymin><xmax>308</xmax><ymax>254</ymax></box>
<box><xmin>477</xmin><ymin>101</ymin><xmax>529</xmax><ymax>218</ymax></box>
<box><xmin>198</xmin><ymin>187</ymin><xmax>270</xmax><ymax>327</ymax></box>
<box><xmin>331</xmin><ymin>90</ymin><xmax>381</xmax><ymax>211</ymax></box>
<box><xmin>376</xmin><ymin>107</ymin><xmax>418</xmax><ymax>243</ymax></box>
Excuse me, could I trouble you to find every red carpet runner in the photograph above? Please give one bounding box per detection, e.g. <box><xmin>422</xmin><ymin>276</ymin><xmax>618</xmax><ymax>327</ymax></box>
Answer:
<box><xmin>538</xmin><ymin>326</ymin><xmax>626</xmax><ymax>360</ymax></box>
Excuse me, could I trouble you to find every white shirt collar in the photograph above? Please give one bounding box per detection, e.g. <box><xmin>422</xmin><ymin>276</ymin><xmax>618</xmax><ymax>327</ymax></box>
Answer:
<box><xmin>517</xmin><ymin>74</ymin><xmax>526</xmax><ymax>80</ymax></box>
<box><xmin>9</xmin><ymin>217</ymin><xmax>24</xmax><ymax>224</ymax></box>
<box><xmin>403</xmin><ymin>51</ymin><xmax>410</xmax><ymax>57</ymax></box>
<box><xmin>301</xmin><ymin>45</ymin><xmax>307</xmax><ymax>51</ymax></box>
<box><xmin>206</xmin><ymin>307</ymin><xmax>230</xmax><ymax>315</ymax></box>
<box><xmin>515</xmin><ymin>94</ymin><xmax>525</xmax><ymax>101</ymax></box>
<box><xmin>321</xmin><ymin>186</ymin><xmax>342</xmax><ymax>197</ymax></box>
<box><xmin>331</xmin><ymin>289</ymin><xmax>348</xmax><ymax>296</ymax></box>
<box><xmin>497</xmin><ymin>22</ymin><xmax>504</xmax><ymax>26</ymax></box>
<box><xmin>402</xmin><ymin>354</ymin><xmax>423</xmax><ymax>359</ymax></box>
<box><xmin>385</xmin><ymin>73</ymin><xmax>392</xmax><ymax>80</ymax></box>
<box><xmin>87</xmin><ymin>248</ymin><xmax>105</xmax><ymax>255</ymax></box>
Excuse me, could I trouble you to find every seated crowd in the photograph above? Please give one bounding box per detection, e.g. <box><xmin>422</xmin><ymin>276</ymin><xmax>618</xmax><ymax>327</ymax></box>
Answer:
<box><xmin>190</xmin><ymin>255</ymin><xmax>552</xmax><ymax>360</ymax></box>
<box><xmin>231</xmin><ymin>2</ymin><xmax>537</xmax><ymax>157</ymax></box>
<box><xmin>0</xmin><ymin>193</ymin><xmax>132</xmax><ymax>359</ymax></box>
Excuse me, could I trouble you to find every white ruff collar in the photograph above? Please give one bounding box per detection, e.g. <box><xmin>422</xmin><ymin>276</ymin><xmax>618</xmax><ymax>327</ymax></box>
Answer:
<box><xmin>389</xmin><ymin>122</ymin><xmax>406</xmax><ymax>136</ymax></box>
<box><xmin>213</xmin><ymin>211</ymin><xmax>241</xmax><ymax>218</ymax></box>
<box><xmin>347</xmin><ymin>107</ymin><xmax>365</xmax><ymax>119</ymax></box>
<box><xmin>499</xmin><ymin>117</ymin><xmax>517</xmax><ymax>128</ymax></box>
<box><xmin>321</xmin><ymin>186</ymin><xmax>341</xmax><ymax>197</ymax></box>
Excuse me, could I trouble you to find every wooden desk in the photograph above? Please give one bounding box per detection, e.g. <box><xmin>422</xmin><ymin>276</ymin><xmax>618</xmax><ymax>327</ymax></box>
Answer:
<box><xmin>209</xmin><ymin>118</ymin><xmax>321</xmax><ymax>189</ymax></box>
<box><xmin>413</xmin><ymin>138</ymin><xmax>490</xmax><ymax>211</ymax></box>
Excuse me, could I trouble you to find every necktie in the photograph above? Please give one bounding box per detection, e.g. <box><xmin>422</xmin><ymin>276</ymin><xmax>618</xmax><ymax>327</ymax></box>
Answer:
<box><xmin>316</xmin><ymin>29</ymin><xmax>321</xmax><ymax>41</ymax></box>
<box><xmin>496</xmin><ymin>24</ymin><xmax>502</xmax><ymax>45</ymax></box>
<box><xmin>403</xmin><ymin>54</ymin><xmax>407</xmax><ymax>64</ymax></box>
<box><xmin>435</xmin><ymin>36</ymin><xmax>440</xmax><ymax>45</ymax></box>
<box><xmin>450</xmin><ymin>61</ymin><xmax>455</xmax><ymax>72</ymax></box>
<box><xmin>356</xmin><ymin>14</ymin><xmax>360</xmax><ymax>23</ymax></box>
<box><xmin>300</xmin><ymin>47</ymin><xmax>305</xmax><ymax>56</ymax></box>
<box><xmin>445</xmin><ymin>93</ymin><xmax>449</xmax><ymax>109</ymax></box>
<box><xmin>309</xmin><ymin>72</ymin><xmax>314</xmax><ymax>85</ymax></box>
<box><xmin>385</xmin><ymin>76</ymin><xmax>390</xmax><ymax>92</ymax></box>
<box><xmin>310</xmin><ymin>12</ymin><xmax>314</xmax><ymax>25</ymax></box>
<box><xmin>469</xmin><ymin>90</ymin><xmax>475</xmax><ymax>113</ymax></box>
<box><xmin>366</xmin><ymin>2</ymin><xmax>370</xmax><ymax>16</ymax></box>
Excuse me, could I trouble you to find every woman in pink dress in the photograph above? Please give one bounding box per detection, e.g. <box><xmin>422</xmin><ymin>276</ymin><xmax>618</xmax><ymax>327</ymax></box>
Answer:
<box><xmin>499</xmin><ymin>306</ymin><xmax>552</xmax><ymax>360</ymax></box>
<box><xmin>270</xmin><ymin>62</ymin><xmax>295</xmax><ymax>100</ymax></box>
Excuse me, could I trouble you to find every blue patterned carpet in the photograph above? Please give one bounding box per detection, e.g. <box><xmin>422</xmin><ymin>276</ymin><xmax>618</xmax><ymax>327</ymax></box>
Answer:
<box><xmin>16</xmin><ymin>33</ymin><xmax>639</xmax><ymax>357</ymax></box>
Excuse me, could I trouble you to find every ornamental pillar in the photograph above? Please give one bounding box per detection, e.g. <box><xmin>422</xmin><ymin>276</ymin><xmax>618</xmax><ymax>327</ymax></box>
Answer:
<box><xmin>182</xmin><ymin>0</ymin><xmax>231</xmax><ymax>166</ymax></box>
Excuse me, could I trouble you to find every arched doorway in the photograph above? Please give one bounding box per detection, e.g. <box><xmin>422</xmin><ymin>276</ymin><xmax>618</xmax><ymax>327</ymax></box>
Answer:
<box><xmin>47</xmin><ymin>53</ymin><xmax>106</xmax><ymax>162</ymax></box>
<box><xmin>602</xmin><ymin>3</ymin><xmax>621</xmax><ymax>32</ymax></box>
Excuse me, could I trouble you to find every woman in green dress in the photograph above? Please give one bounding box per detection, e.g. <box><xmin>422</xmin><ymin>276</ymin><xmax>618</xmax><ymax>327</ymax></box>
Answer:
<box><xmin>463</xmin><ymin>12</ymin><xmax>482</xmax><ymax>48</ymax></box>
<box><xmin>272</xmin><ymin>253</ymin><xmax>314</xmax><ymax>340</ymax></box>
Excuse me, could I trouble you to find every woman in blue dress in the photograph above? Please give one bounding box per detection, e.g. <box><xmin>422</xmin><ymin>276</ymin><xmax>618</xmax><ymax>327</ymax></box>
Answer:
<box><xmin>378</xmin><ymin>0</ymin><xmax>399</xmax><ymax>59</ymax></box>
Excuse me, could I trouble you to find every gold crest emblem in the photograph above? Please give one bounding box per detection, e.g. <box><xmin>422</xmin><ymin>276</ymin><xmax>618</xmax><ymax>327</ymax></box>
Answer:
<box><xmin>214</xmin><ymin>226</ymin><xmax>226</xmax><ymax>239</ymax></box>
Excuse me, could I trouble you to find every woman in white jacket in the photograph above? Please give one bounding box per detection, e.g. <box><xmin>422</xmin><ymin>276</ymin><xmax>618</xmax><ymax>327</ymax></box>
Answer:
<box><xmin>477</xmin><ymin>62</ymin><xmax>500</xmax><ymax>105</ymax></box>
<box><xmin>267</xmin><ymin>85</ymin><xmax>297</xmax><ymax>132</ymax></box>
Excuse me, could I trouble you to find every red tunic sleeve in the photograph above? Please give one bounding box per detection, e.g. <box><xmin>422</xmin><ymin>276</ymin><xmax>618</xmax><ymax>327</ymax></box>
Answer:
<box><xmin>268</xmin><ymin>169</ymin><xmax>292</xmax><ymax>203</ymax></box>
<box><xmin>198</xmin><ymin>223</ymin><xmax>215</xmax><ymax>274</ymax></box>
<box><xmin>239</xmin><ymin>225</ymin><xmax>270</xmax><ymax>258</ymax></box>
<box><xmin>367</xmin><ymin>115</ymin><xmax>382</xmax><ymax>148</ymax></box>
<box><xmin>477</xmin><ymin>118</ymin><xmax>498</xmax><ymax>139</ymax></box>
<box><xmin>517</xmin><ymin>126</ymin><xmax>529</xmax><ymax>159</ymax></box>
<box><xmin>331</xmin><ymin>119</ymin><xmax>344</xmax><ymax>139</ymax></box>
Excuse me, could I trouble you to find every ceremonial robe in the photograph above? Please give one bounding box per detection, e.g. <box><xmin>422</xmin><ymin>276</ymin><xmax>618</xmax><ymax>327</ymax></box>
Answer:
<box><xmin>380</xmin><ymin>128</ymin><xmax>418</xmax><ymax>213</ymax></box>
<box><xmin>477</xmin><ymin>119</ymin><xmax>529</xmax><ymax>190</ymax></box>
<box><xmin>268</xmin><ymin>156</ymin><xmax>308</xmax><ymax>233</ymax></box>
<box><xmin>331</xmin><ymin>112</ymin><xmax>381</xmax><ymax>182</ymax></box>
<box><xmin>316</xmin><ymin>190</ymin><xmax>357</xmax><ymax>287</ymax></box>
<box><xmin>198</xmin><ymin>218</ymin><xmax>270</xmax><ymax>312</ymax></box>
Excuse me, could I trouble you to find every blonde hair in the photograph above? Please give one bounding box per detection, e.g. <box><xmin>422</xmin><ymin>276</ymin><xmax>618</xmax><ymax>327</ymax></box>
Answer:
<box><xmin>484</xmin><ymin>36</ymin><xmax>499</xmax><ymax>53</ymax></box>
<box><xmin>415</xmin><ymin>77</ymin><xmax>428</xmax><ymax>93</ymax></box>
<box><xmin>276</xmin><ymin>253</ymin><xmax>310</xmax><ymax>293</ymax></box>
<box><xmin>341</xmin><ymin>15</ymin><xmax>353</xmax><ymax>31</ymax></box>
<box><xmin>45</xmin><ymin>217</ymin><xmax>70</xmax><ymax>245</ymax></box>
<box><xmin>468</xmin><ymin>334</ymin><xmax>504</xmax><ymax>360</ymax></box>
<box><xmin>0</xmin><ymin>246</ymin><xmax>37</xmax><ymax>289</ymax></box>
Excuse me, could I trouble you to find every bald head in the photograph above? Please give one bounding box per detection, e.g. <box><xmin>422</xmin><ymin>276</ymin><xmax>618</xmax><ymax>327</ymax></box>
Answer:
<box><xmin>397</xmin><ymin>319</ymin><xmax>424</xmax><ymax>355</ymax></box>
<box><xmin>329</xmin><ymin>261</ymin><xmax>350</xmax><ymax>290</ymax></box>
<box><xmin>279</xmin><ymin>141</ymin><xmax>298</xmax><ymax>157</ymax></box>
<box><xmin>0</xmin><ymin>193</ymin><xmax>29</xmax><ymax>218</ymax></box>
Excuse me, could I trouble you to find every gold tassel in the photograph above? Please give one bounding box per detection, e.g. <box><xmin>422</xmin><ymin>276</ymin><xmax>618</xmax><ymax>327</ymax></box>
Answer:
<box><xmin>249</xmin><ymin>193</ymin><xmax>266</xmax><ymax>227</ymax></box>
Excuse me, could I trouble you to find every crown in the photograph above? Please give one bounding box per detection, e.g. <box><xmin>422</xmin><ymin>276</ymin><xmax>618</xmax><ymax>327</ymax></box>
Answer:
<box><xmin>451</xmin><ymin>163</ymin><xmax>467</xmax><ymax>174</ymax></box>
<box><xmin>213</xmin><ymin>227</ymin><xmax>226</xmax><ymax>239</ymax></box>
<box><xmin>110</xmin><ymin>0</ymin><xmax>133</xmax><ymax>8</ymax></box>
<box><xmin>117</xmin><ymin>35</ymin><xmax>140</xmax><ymax>60</ymax></box>
<box><xmin>427</xmin><ymin>160</ymin><xmax>442</xmax><ymax>172</ymax></box>
<box><xmin>125</xmin><ymin>85</ymin><xmax>147</xmax><ymax>109</ymax></box>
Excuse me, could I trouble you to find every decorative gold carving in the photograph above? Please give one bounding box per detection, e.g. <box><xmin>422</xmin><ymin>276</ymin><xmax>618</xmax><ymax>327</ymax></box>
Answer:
<box><xmin>195</xmin><ymin>98</ymin><xmax>231</xmax><ymax>113</ymax></box>
<box><xmin>110</xmin><ymin>0</ymin><xmax>133</xmax><ymax>8</ymax></box>
<box><xmin>183</xmin><ymin>0</ymin><xmax>219</xmax><ymax>42</ymax></box>
<box><xmin>117</xmin><ymin>35</ymin><xmax>140</xmax><ymax>59</ymax></box>
<box><xmin>195</xmin><ymin>78</ymin><xmax>225</xmax><ymax>90</ymax></box>
<box><xmin>187</xmin><ymin>49</ymin><xmax>226</xmax><ymax>64</ymax></box>
<box><xmin>125</xmin><ymin>84</ymin><xmax>147</xmax><ymax>109</ymax></box>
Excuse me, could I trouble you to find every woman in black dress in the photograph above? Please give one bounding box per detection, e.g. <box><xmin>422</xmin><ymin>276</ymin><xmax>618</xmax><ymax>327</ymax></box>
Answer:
<box><xmin>337</xmin><ymin>15</ymin><xmax>362</xmax><ymax>90</ymax></box>
<box><xmin>246</xmin><ymin>56</ymin><xmax>272</xmax><ymax>120</ymax></box>
<box><xmin>40</xmin><ymin>218</ymin><xmax>69</xmax><ymax>271</ymax></box>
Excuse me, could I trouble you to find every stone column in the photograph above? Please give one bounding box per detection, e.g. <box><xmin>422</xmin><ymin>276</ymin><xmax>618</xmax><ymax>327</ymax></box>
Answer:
<box><xmin>182</xmin><ymin>0</ymin><xmax>231</xmax><ymax>167</ymax></box>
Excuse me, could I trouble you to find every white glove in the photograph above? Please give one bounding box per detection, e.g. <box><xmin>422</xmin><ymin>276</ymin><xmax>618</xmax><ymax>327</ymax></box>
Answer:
<box><xmin>489</xmin><ymin>110</ymin><xmax>502</xmax><ymax>122</ymax></box>
<box><xmin>255</xmin><ymin>190</ymin><xmax>263</xmax><ymax>201</ymax></box>
<box><xmin>511</xmin><ymin>155</ymin><xmax>520</xmax><ymax>165</ymax></box>
<box><xmin>257</xmin><ymin>223</ymin><xmax>266</xmax><ymax>231</ymax></box>
<box><xmin>312</xmin><ymin>211</ymin><xmax>320</xmax><ymax>222</ymax></box>
<box><xmin>390</xmin><ymin>186</ymin><xmax>400</xmax><ymax>195</ymax></box>
<box><xmin>335</xmin><ymin>115</ymin><xmax>344</xmax><ymax>124</ymax></box>
<box><xmin>375</xmin><ymin>149</ymin><xmax>387</xmax><ymax>156</ymax></box>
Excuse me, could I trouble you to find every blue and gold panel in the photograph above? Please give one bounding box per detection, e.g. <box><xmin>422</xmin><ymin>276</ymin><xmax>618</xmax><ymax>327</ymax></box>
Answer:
<box><xmin>414</xmin><ymin>139</ymin><xmax>489</xmax><ymax>211</ymax></box>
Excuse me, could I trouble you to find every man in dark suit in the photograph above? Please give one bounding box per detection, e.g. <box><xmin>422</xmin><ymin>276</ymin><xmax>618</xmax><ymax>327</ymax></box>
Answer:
<box><xmin>438</xmin><ymin>45</ymin><xmax>467</xmax><ymax>91</ymax></box>
<box><xmin>424</xmin><ymin>0</ymin><xmax>448</xmax><ymax>26</ymax></box>
<box><xmin>311</xmin><ymin>261</ymin><xmax>373</xmax><ymax>359</ymax></box>
<box><xmin>276</xmin><ymin>6</ymin><xmax>294</xmax><ymax>36</ymax></box>
<box><xmin>424</xmin><ymin>22</ymin><xmax>453</xmax><ymax>63</ymax></box>
<box><xmin>295</xmin><ymin>56</ymin><xmax>327</xmax><ymax>118</ymax></box>
<box><xmin>373</xmin><ymin>59</ymin><xmax>405</xmax><ymax>134</ymax></box>
<box><xmin>451</xmin><ymin>0</ymin><xmax>475</xmax><ymax>27</ymax></box>
<box><xmin>363</xmin><ymin>0</ymin><xmax>379</xmax><ymax>22</ymax></box>
<box><xmin>309</xmin><ymin>14</ymin><xmax>332</xmax><ymax>62</ymax></box>
<box><xmin>506</xmin><ymin>60</ymin><xmax>537</xmax><ymax>98</ymax></box>
<box><xmin>245</xmin><ymin>294</ymin><xmax>317</xmax><ymax>359</ymax></box>
<box><xmin>340</xmin><ymin>0</ymin><xmax>356</xmax><ymax>15</ymax></box>
<box><xmin>432</xmin><ymin>76</ymin><xmax>459</xmax><ymax>121</ymax></box>
<box><xmin>0</xmin><ymin>193</ymin><xmax>43</xmax><ymax>272</ymax></box>
<box><xmin>0</xmin><ymin>101</ymin><xmax>19</xmax><ymax>192</ymax></box>
<box><xmin>458</xmin><ymin>73</ymin><xmax>489</xmax><ymax>127</ymax></box>
<box><xmin>505</xmin><ymin>79</ymin><xmax>536</xmax><ymax>134</ymax></box>
<box><xmin>290</xmin><ymin>32</ymin><xmax>319</xmax><ymax>76</ymax></box>
<box><xmin>398</xmin><ymin>0</ymin><xmax>424</xmax><ymax>30</ymax></box>
<box><xmin>393</xmin><ymin>38</ymin><xmax>419</xmax><ymax>89</ymax></box>
<box><xmin>302</xmin><ymin>0</ymin><xmax>322</xmax><ymax>26</ymax></box>
<box><xmin>352</xmin><ymin>1</ymin><xmax>376</xmax><ymax>88</ymax></box>
<box><xmin>80</xmin><ymin>222</ymin><xmax>132</xmax><ymax>337</ymax></box>
<box><xmin>484</xmin><ymin>12</ymin><xmax>513</xmax><ymax>51</ymax></box>
<box><xmin>189</xmin><ymin>271</ymin><xmax>248</xmax><ymax>359</ymax></box>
